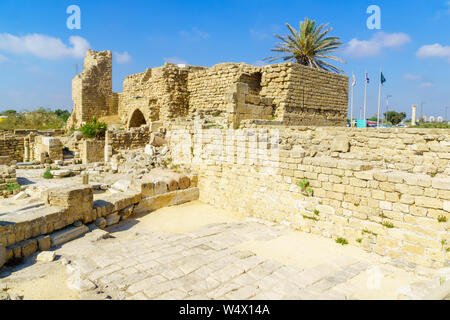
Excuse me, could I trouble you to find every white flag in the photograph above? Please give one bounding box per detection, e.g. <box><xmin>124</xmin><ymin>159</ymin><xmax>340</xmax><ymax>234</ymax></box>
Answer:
<box><xmin>352</xmin><ymin>73</ymin><xmax>357</xmax><ymax>87</ymax></box>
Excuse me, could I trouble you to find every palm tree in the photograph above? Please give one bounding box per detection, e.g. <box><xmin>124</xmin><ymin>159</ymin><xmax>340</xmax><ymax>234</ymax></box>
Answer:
<box><xmin>264</xmin><ymin>17</ymin><xmax>345</xmax><ymax>73</ymax></box>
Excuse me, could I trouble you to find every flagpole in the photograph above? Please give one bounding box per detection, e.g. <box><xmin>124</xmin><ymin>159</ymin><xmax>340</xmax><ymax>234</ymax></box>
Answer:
<box><xmin>363</xmin><ymin>71</ymin><xmax>367</xmax><ymax>127</ymax></box>
<box><xmin>377</xmin><ymin>67</ymin><xmax>382</xmax><ymax>128</ymax></box>
<box><xmin>350</xmin><ymin>73</ymin><xmax>354</xmax><ymax>127</ymax></box>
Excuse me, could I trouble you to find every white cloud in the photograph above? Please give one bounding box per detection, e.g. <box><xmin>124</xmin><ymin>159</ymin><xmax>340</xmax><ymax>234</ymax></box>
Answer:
<box><xmin>0</xmin><ymin>33</ymin><xmax>90</xmax><ymax>59</ymax></box>
<box><xmin>344</xmin><ymin>32</ymin><xmax>411</xmax><ymax>57</ymax></box>
<box><xmin>163</xmin><ymin>57</ymin><xmax>188</xmax><ymax>65</ymax></box>
<box><xmin>250</xmin><ymin>29</ymin><xmax>269</xmax><ymax>40</ymax></box>
<box><xmin>113</xmin><ymin>51</ymin><xmax>132</xmax><ymax>64</ymax></box>
<box><xmin>179</xmin><ymin>27</ymin><xmax>210</xmax><ymax>40</ymax></box>
<box><xmin>416</xmin><ymin>43</ymin><xmax>450</xmax><ymax>62</ymax></box>
<box><xmin>420</xmin><ymin>81</ymin><xmax>435</xmax><ymax>88</ymax></box>
<box><xmin>0</xmin><ymin>53</ymin><xmax>7</xmax><ymax>62</ymax></box>
<box><xmin>404</xmin><ymin>73</ymin><xmax>421</xmax><ymax>80</ymax></box>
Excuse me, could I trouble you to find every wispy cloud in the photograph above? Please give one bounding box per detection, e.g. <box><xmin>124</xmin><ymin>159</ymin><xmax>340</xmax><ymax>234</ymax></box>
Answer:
<box><xmin>416</xmin><ymin>43</ymin><xmax>450</xmax><ymax>62</ymax></box>
<box><xmin>113</xmin><ymin>51</ymin><xmax>132</xmax><ymax>64</ymax></box>
<box><xmin>420</xmin><ymin>81</ymin><xmax>435</xmax><ymax>88</ymax></box>
<box><xmin>344</xmin><ymin>32</ymin><xmax>411</xmax><ymax>57</ymax></box>
<box><xmin>0</xmin><ymin>34</ymin><xmax>90</xmax><ymax>59</ymax></box>
<box><xmin>0</xmin><ymin>53</ymin><xmax>7</xmax><ymax>63</ymax></box>
<box><xmin>163</xmin><ymin>57</ymin><xmax>188</xmax><ymax>65</ymax></box>
<box><xmin>404</xmin><ymin>73</ymin><xmax>421</xmax><ymax>80</ymax></box>
<box><xmin>179</xmin><ymin>27</ymin><xmax>210</xmax><ymax>40</ymax></box>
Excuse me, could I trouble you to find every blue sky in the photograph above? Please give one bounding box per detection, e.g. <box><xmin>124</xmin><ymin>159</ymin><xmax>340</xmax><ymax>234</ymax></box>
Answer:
<box><xmin>0</xmin><ymin>0</ymin><xmax>449</xmax><ymax>119</ymax></box>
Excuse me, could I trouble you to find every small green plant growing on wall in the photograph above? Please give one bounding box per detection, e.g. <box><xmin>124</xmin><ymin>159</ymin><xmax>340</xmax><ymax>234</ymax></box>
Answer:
<box><xmin>302</xmin><ymin>215</ymin><xmax>319</xmax><ymax>222</ymax></box>
<box><xmin>381</xmin><ymin>221</ymin><xmax>395</xmax><ymax>229</ymax></box>
<box><xmin>441</xmin><ymin>240</ymin><xmax>447</xmax><ymax>250</ymax></box>
<box><xmin>336</xmin><ymin>237</ymin><xmax>348</xmax><ymax>245</ymax></box>
<box><xmin>356</xmin><ymin>238</ymin><xmax>362</xmax><ymax>243</ymax></box>
<box><xmin>362</xmin><ymin>229</ymin><xmax>377</xmax><ymax>236</ymax></box>
<box><xmin>43</xmin><ymin>170</ymin><xmax>53</xmax><ymax>179</ymax></box>
<box><xmin>79</xmin><ymin>117</ymin><xmax>107</xmax><ymax>139</ymax></box>
<box><xmin>437</xmin><ymin>215</ymin><xmax>448</xmax><ymax>223</ymax></box>
<box><xmin>296</xmin><ymin>179</ymin><xmax>314</xmax><ymax>197</ymax></box>
<box><xmin>314</xmin><ymin>209</ymin><xmax>320</xmax><ymax>216</ymax></box>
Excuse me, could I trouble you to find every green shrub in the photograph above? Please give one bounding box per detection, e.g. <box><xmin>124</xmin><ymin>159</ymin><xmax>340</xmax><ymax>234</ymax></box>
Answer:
<box><xmin>2</xmin><ymin>183</ymin><xmax>20</xmax><ymax>191</ymax></box>
<box><xmin>79</xmin><ymin>117</ymin><xmax>107</xmax><ymax>139</ymax></box>
<box><xmin>43</xmin><ymin>170</ymin><xmax>53</xmax><ymax>179</ymax></box>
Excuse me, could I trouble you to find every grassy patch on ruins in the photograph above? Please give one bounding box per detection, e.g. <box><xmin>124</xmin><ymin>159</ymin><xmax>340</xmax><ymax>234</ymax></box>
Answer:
<box><xmin>381</xmin><ymin>221</ymin><xmax>395</xmax><ymax>229</ymax></box>
<box><xmin>1</xmin><ymin>183</ymin><xmax>20</xmax><ymax>192</ymax></box>
<box><xmin>302</xmin><ymin>214</ymin><xmax>319</xmax><ymax>221</ymax></box>
<box><xmin>336</xmin><ymin>237</ymin><xmax>349</xmax><ymax>245</ymax></box>
<box><xmin>437</xmin><ymin>215</ymin><xmax>448</xmax><ymax>223</ymax></box>
<box><xmin>296</xmin><ymin>179</ymin><xmax>314</xmax><ymax>197</ymax></box>
<box><xmin>43</xmin><ymin>170</ymin><xmax>53</xmax><ymax>179</ymax></box>
<box><xmin>0</xmin><ymin>108</ymin><xmax>70</xmax><ymax>130</ymax></box>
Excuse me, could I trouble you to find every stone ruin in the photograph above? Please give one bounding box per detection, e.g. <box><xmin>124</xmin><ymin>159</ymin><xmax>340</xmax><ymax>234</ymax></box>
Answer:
<box><xmin>67</xmin><ymin>49</ymin><xmax>349</xmax><ymax>130</ymax></box>
<box><xmin>0</xmin><ymin>49</ymin><xmax>449</xmax><ymax>278</ymax></box>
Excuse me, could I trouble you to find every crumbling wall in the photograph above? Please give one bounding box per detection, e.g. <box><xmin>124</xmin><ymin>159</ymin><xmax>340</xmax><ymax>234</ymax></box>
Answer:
<box><xmin>105</xmin><ymin>126</ymin><xmax>152</xmax><ymax>151</ymax></box>
<box><xmin>0</xmin><ymin>134</ymin><xmax>24</xmax><ymax>162</ymax></box>
<box><xmin>118</xmin><ymin>63</ymin><xmax>190</xmax><ymax>128</ymax></box>
<box><xmin>67</xmin><ymin>50</ymin><xmax>116</xmax><ymax>129</ymax></box>
<box><xmin>30</xmin><ymin>136</ymin><xmax>63</xmax><ymax>163</ymax></box>
<box><xmin>168</xmin><ymin>124</ymin><xmax>450</xmax><ymax>268</ymax></box>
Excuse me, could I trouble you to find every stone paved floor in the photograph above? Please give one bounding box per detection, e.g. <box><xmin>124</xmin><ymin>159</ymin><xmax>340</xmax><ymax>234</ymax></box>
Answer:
<box><xmin>38</xmin><ymin>202</ymin><xmax>443</xmax><ymax>301</ymax></box>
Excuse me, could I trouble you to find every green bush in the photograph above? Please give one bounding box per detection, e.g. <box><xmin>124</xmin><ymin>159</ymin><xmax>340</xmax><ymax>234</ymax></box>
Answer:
<box><xmin>79</xmin><ymin>117</ymin><xmax>107</xmax><ymax>139</ymax></box>
<box><xmin>43</xmin><ymin>170</ymin><xmax>53</xmax><ymax>179</ymax></box>
<box><xmin>2</xmin><ymin>183</ymin><xmax>20</xmax><ymax>191</ymax></box>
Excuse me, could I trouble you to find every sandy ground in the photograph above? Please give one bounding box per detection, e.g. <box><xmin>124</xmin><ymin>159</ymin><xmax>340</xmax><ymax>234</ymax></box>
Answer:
<box><xmin>0</xmin><ymin>201</ymin><xmax>435</xmax><ymax>300</ymax></box>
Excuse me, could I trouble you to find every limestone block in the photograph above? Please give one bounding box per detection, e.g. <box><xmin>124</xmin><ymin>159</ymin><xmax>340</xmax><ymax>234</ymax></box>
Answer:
<box><xmin>144</xmin><ymin>144</ymin><xmax>154</xmax><ymax>156</ymax></box>
<box><xmin>150</xmin><ymin>134</ymin><xmax>167</xmax><ymax>147</ymax></box>
<box><xmin>154</xmin><ymin>179</ymin><xmax>168</xmax><ymax>195</ymax></box>
<box><xmin>36</xmin><ymin>251</ymin><xmax>56</xmax><ymax>262</ymax></box>
<box><xmin>95</xmin><ymin>218</ymin><xmax>107</xmax><ymax>230</ymax></box>
<box><xmin>13</xmin><ymin>191</ymin><xmax>29</xmax><ymax>201</ymax></box>
<box><xmin>50</xmin><ymin>225</ymin><xmax>89</xmax><ymax>247</ymax></box>
<box><xmin>111</xmin><ymin>180</ymin><xmax>132</xmax><ymax>192</ymax></box>
<box><xmin>52</xmin><ymin>169</ymin><xmax>72</xmax><ymax>178</ymax></box>
<box><xmin>21</xmin><ymin>239</ymin><xmax>38</xmax><ymax>257</ymax></box>
<box><xmin>331</xmin><ymin>136</ymin><xmax>350</xmax><ymax>153</ymax></box>
<box><xmin>37</xmin><ymin>235</ymin><xmax>51</xmax><ymax>251</ymax></box>
<box><xmin>106</xmin><ymin>213</ymin><xmax>120</xmax><ymax>226</ymax></box>
<box><xmin>0</xmin><ymin>244</ymin><xmax>5</xmax><ymax>268</ymax></box>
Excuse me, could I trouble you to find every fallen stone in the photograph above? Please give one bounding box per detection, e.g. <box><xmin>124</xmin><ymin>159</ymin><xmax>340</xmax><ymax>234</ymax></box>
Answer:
<box><xmin>145</xmin><ymin>144</ymin><xmax>154</xmax><ymax>156</ymax></box>
<box><xmin>13</xmin><ymin>191</ymin><xmax>29</xmax><ymax>201</ymax></box>
<box><xmin>51</xmin><ymin>169</ymin><xmax>72</xmax><ymax>178</ymax></box>
<box><xmin>36</xmin><ymin>251</ymin><xmax>56</xmax><ymax>262</ymax></box>
<box><xmin>111</xmin><ymin>180</ymin><xmax>131</xmax><ymax>192</ymax></box>
<box><xmin>118</xmin><ymin>205</ymin><xmax>134</xmax><ymax>219</ymax></box>
<box><xmin>150</xmin><ymin>134</ymin><xmax>167</xmax><ymax>147</ymax></box>
<box><xmin>160</xmin><ymin>146</ymin><xmax>169</xmax><ymax>155</ymax></box>
<box><xmin>50</xmin><ymin>225</ymin><xmax>89</xmax><ymax>247</ymax></box>
<box><xmin>106</xmin><ymin>213</ymin><xmax>120</xmax><ymax>226</ymax></box>
<box><xmin>95</xmin><ymin>218</ymin><xmax>107</xmax><ymax>230</ymax></box>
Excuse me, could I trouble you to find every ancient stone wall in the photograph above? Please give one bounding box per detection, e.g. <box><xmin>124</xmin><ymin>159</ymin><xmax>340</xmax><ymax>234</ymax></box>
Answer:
<box><xmin>105</xmin><ymin>126</ymin><xmax>152</xmax><ymax>151</ymax></box>
<box><xmin>29</xmin><ymin>136</ymin><xmax>63</xmax><ymax>163</ymax></box>
<box><xmin>167</xmin><ymin>123</ymin><xmax>450</xmax><ymax>268</ymax></box>
<box><xmin>67</xmin><ymin>50</ymin><xmax>116</xmax><ymax>129</ymax></box>
<box><xmin>118</xmin><ymin>63</ymin><xmax>190</xmax><ymax>128</ymax></box>
<box><xmin>69</xmin><ymin>50</ymin><xmax>349</xmax><ymax>129</ymax></box>
<box><xmin>81</xmin><ymin>140</ymin><xmax>105</xmax><ymax>164</ymax></box>
<box><xmin>0</xmin><ymin>134</ymin><xmax>24</xmax><ymax>162</ymax></box>
<box><xmin>0</xmin><ymin>165</ymin><xmax>17</xmax><ymax>191</ymax></box>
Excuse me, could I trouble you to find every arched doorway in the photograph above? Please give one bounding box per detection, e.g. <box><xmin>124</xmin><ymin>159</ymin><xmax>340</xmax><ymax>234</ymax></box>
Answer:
<box><xmin>128</xmin><ymin>109</ymin><xmax>147</xmax><ymax>128</ymax></box>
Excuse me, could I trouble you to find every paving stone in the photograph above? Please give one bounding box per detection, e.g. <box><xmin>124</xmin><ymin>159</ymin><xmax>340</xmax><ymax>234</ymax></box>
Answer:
<box><xmin>224</xmin><ymin>285</ymin><xmax>259</xmax><ymax>300</ymax></box>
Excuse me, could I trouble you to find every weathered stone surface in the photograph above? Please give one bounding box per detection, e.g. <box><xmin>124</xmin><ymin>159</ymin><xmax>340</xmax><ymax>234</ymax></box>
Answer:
<box><xmin>0</xmin><ymin>244</ymin><xmax>5</xmax><ymax>268</ymax></box>
<box><xmin>331</xmin><ymin>136</ymin><xmax>350</xmax><ymax>153</ymax></box>
<box><xmin>106</xmin><ymin>213</ymin><xmax>120</xmax><ymax>226</ymax></box>
<box><xmin>13</xmin><ymin>191</ymin><xmax>29</xmax><ymax>200</ymax></box>
<box><xmin>37</xmin><ymin>235</ymin><xmax>51</xmax><ymax>251</ymax></box>
<box><xmin>36</xmin><ymin>251</ymin><xmax>56</xmax><ymax>262</ymax></box>
<box><xmin>111</xmin><ymin>180</ymin><xmax>132</xmax><ymax>192</ymax></box>
<box><xmin>51</xmin><ymin>225</ymin><xmax>89</xmax><ymax>247</ymax></box>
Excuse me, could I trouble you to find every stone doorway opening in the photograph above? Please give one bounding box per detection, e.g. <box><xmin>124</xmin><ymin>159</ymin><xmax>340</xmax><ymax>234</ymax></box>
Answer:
<box><xmin>128</xmin><ymin>109</ymin><xmax>147</xmax><ymax>128</ymax></box>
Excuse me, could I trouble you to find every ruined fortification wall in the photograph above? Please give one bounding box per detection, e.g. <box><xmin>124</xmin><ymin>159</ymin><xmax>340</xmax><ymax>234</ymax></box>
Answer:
<box><xmin>105</xmin><ymin>126</ymin><xmax>152</xmax><ymax>151</ymax></box>
<box><xmin>68</xmin><ymin>50</ymin><xmax>115</xmax><ymax>129</ymax></box>
<box><xmin>167</xmin><ymin>123</ymin><xmax>450</xmax><ymax>268</ymax></box>
<box><xmin>118</xmin><ymin>63</ymin><xmax>190</xmax><ymax>128</ymax></box>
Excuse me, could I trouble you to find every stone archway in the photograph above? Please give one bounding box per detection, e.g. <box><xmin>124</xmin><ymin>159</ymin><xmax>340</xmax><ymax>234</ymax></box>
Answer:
<box><xmin>128</xmin><ymin>109</ymin><xmax>147</xmax><ymax>128</ymax></box>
